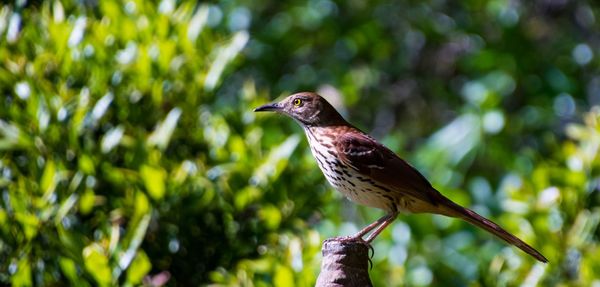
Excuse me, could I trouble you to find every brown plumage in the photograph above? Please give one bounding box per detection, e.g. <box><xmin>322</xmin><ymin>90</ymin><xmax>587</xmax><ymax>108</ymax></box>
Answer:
<box><xmin>254</xmin><ymin>92</ymin><xmax>547</xmax><ymax>263</ymax></box>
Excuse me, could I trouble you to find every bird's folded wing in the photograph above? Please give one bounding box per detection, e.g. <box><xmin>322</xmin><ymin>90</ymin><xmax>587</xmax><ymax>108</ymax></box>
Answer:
<box><xmin>334</xmin><ymin>131</ymin><xmax>440</xmax><ymax>205</ymax></box>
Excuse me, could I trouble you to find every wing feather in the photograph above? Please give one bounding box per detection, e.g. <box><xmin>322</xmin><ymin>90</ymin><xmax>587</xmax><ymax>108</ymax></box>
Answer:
<box><xmin>334</xmin><ymin>131</ymin><xmax>441</xmax><ymax>205</ymax></box>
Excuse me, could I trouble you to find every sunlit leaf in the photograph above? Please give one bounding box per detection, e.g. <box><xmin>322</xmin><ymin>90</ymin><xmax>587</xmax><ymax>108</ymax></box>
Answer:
<box><xmin>258</xmin><ymin>204</ymin><xmax>282</xmax><ymax>230</ymax></box>
<box><xmin>90</xmin><ymin>92</ymin><xmax>113</xmax><ymax>124</ymax></box>
<box><xmin>15</xmin><ymin>213</ymin><xmax>39</xmax><ymax>240</ymax></box>
<box><xmin>40</xmin><ymin>160</ymin><xmax>57</xmax><ymax>198</ymax></box>
<box><xmin>0</xmin><ymin>120</ymin><xmax>31</xmax><ymax>150</ymax></box>
<box><xmin>0</xmin><ymin>209</ymin><xmax>6</xmax><ymax>226</ymax></box>
<box><xmin>187</xmin><ymin>5</ymin><xmax>208</xmax><ymax>42</ymax></box>
<box><xmin>126</xmin><ymin>250</ymin><xmax>152</xmax><ymax>285</ymax></box>
<box><xmin>274</xmin><ymin>265</ymin><xmax>295</xmax><ymax>287</ymax></box>
<box><xmin>147</xmin><ymin>107</ymin><xmax>181</xmax><ymax>150</ymax></box>
<box><xmin>78</xmin><ymin>154</ymin><xmax>95</xmax><ymax>175</ymax></box>
<box><xmin>79</xmin><ymin>189</ymin><xmax>95</xmax><ymax>215</ymax></box>
<box><xmin>204</xmin><ymin>31</ymin><xmax>249</xmax><ymax>91</ymax></box>
<box><xmin>119</xmin><ymin>214</ymin><xmax>151</xmax><ymax>270</ymax></box>
<box><xmin>234</xmin><ymin>186</ymin><xmax>261</xmax><ymax>210</ymax></box>
<box><xmin>59</xmin><ymin>257</ymin><xmax>79</xmax><ymax>285</ymax></box>
<box><xmin>55</xmin><ymin>193</ymin><xmax>78</xmax><ymax>224</ymax></box>
<box><xmin>133</xmin><ymin>191</ymin><xmax>150</xmax><ymax>218</ymax></box>
<box><xmin>252</xmin><ymin>134</ymin><xmax>300</xmax><ymax>186</ymax></box>
<box><xmin>83</xmin><ymin>244</ymin><xmax>112</xmax><ymax>287</ymax></box>
<box><xmin>101</xmin><ymin>125</ymin><xmax>124</xmax><ymax>153</ymax></box>
<box><xmin>140</xmin><ymin>165</ymin><xmax>166</xmax><ymax>200</ymax></box>
<box><xmin>11</xmin><ymin>257</ymin><xmax>31</xmax><ymax>287</ymax></box>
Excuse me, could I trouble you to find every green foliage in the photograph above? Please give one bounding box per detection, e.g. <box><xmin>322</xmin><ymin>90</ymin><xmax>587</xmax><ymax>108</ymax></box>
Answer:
<box><xmin>0</xmin><ymin>0</ymin><xmax>599</xmax><ymax>286</ymax></box>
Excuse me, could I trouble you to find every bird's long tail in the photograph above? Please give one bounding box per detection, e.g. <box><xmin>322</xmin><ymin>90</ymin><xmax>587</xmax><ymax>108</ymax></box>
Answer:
<box><xmin>439</xmin><ymin>198</ymin><xmax>548</xmax><ymax>263</ymax></box>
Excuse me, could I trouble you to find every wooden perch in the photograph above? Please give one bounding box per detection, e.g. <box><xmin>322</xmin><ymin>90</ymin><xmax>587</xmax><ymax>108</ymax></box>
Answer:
<box><xmin>316</xmin><ymin>238</ymin><xmax>373</xmax><ymax>287</ymax></box>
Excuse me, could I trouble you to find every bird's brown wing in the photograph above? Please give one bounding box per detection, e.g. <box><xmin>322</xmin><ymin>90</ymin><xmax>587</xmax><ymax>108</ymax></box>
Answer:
<box><xmin>334</xmin><ymin>131</ymin><xmax>442</xmax><ymax>206</ymax></box>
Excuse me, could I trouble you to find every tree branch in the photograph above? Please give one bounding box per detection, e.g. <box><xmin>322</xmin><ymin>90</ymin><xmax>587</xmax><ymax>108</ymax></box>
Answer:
<box><xmin>316</xmin><ymin>238</ymin><xmax>373</xmax><ymax>287</ymax></box>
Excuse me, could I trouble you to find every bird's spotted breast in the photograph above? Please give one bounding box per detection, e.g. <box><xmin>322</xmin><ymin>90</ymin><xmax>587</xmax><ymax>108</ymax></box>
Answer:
<box><xmin>304</xmin><ymin>126</ymin><xmax>396</xmax><ymax>212</ymax></box>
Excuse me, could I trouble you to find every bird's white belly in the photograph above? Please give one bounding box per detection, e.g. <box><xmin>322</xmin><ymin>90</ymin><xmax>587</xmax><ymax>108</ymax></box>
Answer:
<box><xmin>306</xmin><ymin>135</ymin><xmax>394</xmax><ymax>211</ymax></box>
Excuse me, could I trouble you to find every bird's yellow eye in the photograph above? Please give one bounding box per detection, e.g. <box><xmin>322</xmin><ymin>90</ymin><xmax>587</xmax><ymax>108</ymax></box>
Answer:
<box><xmin>293</xmin><ymin>98</ymin><xmax>302</xmax><ymax>106</ymax></box>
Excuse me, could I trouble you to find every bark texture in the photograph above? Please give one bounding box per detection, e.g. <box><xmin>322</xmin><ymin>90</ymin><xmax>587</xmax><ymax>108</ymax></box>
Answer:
<box><xmin>316</xmin><ymin>238</ymin><xmax>373</xmax><ymax>287</ymax></box>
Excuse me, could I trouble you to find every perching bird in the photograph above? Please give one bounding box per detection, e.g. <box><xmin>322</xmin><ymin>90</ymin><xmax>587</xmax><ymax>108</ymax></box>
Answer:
<box><xmin>254</xmin><ymin>92</ymin><xmax>547</xmax><ymax>263</ymax></box>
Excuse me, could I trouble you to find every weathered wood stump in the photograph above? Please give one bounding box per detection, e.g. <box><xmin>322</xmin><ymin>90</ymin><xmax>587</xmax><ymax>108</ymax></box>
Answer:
<box><xmin>316</xmin><ymin>238</ymin><xmax>373</xmax><ymax>287</ymax></box>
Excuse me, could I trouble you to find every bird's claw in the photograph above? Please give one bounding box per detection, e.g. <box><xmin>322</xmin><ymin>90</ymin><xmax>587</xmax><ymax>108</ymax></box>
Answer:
<box><xmin>367</xmin><ymin>243</ymin><xmax>374</xmax><ymax>259</ymax></box>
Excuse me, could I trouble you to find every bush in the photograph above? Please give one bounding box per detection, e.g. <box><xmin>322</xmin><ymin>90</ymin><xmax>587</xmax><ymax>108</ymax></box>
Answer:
<box><xmin>1</xmin><ymin>1</ymin><xmax>599</xmax><ymax>286</ymax></box>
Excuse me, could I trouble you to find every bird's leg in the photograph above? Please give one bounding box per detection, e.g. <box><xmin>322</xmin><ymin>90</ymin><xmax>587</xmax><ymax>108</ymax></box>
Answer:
<box><xmin>342</xmin><ymin>213</ymin><xmax>396</xmax><ymax>241</ymax></box>
<box><xmin>364</xmin><ymin>212</ymin><xmax>398</xmax><ymax>243</ymax></box>
<box><xmin>334</xmin><ymin>221</ymin><xmax>379</xmax><ymax>242</ymax></box>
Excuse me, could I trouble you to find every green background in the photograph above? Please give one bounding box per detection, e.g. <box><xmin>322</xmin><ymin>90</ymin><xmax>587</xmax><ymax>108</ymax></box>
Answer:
<box><xmin>1</xmin><ymin>0</ymin><xmax>599</xmax><ymax>286</ymax></box>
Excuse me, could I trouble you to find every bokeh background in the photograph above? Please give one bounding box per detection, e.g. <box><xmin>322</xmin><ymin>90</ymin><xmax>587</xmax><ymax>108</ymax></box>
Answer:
<box><xmin>1</xmin><ymin>0</ymin><xmax>599</xmax><ymax>286</ymax></box>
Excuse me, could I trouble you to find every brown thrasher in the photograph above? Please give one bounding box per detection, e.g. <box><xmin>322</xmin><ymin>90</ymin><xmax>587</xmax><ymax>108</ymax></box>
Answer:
<box><xmin>254</xmin><ymin>92</ymin><xmax>547</xmax><ymax>262</ymax></box>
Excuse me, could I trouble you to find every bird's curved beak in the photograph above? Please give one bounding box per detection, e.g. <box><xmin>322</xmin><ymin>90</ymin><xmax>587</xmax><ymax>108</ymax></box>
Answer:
<box><xmin>254</xmin><ymin>102</ymin><xmax>282</xmax><ymax>112</ymax></box>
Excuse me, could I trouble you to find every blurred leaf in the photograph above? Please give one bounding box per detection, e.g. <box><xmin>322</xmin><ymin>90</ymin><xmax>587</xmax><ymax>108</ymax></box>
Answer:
<box><xmin>55</xmin><ymin>193</ymin><xmax>78</xmax><ymax>224</ymax></box>
<box><xmin>101</xmin><ymin>125</ymin><xmax>124</xmax><ymax>153</ymax></box>
<box><xmin>12</xmin><ymin>257</ymin><xmax>31</xmax><ymax>287</ymax></box>
<box><xmin>15</xmin><ymin>212</ymin><xmax>39</xmax><ymax>240</ymax></box>
<box><xmin>148</xmin><ymin>107</ymin><xmax>181</xmax><ymax>150</ymax></box>
<box><xmin>133</xmin><ymin>191</ymin><xmax>150</xmax><ymax>218</ymax></box>
<box><xmin>0</xmin><ymin>209</ymin><xmax>7</xmax><ymax>226</ymax></box>
<box><xmin>140</xmin><ymin>165</ymin><xmax>166</xmax><ymax>200</ymax></box>
<box><xmin>187</xmin><ymin>5</ymin><xmax>208</xmax><ymax>42</ymax></box>
<box><xmin>126</xmin><ymin>250</ymin><xmax>151</xmax><ymax>286</ymax></box>
<box><xmin>40</xmin><ymin>160</ymin><xmax>57</xmax><ymax>198</ymax></box>
<box><xmin>83</xmin><ymin>244</ymin><xmax>112</xmax><ymax>287</ymax></box>
<box><xmin>58</xmin><ymin>257</ymin><xmax>81</xmax><ymax>286</ymax></box>
<box><xmin>234</xmin><ymin>186</ymin><xmax>261</xmax><ymax>210</ymax></box>
<box><xmin>0</xmin><ymin>120</ymin><xmax>31</xmax><ymax>150</ymax></box>
<box><xmin>90</xmin><ymin>92</ymin><xmax>113</xmax><ymax>125</ymax></box>
<box><xmin>119</xmin><ymin>214</ymin><xmax>151</xmax><ymax>271</ymax></box>
<box><xmin>258</xmin><ymin>204</ymin><xmax>282</xmax><ymax>230</ymax></box>
<box><xmin>78</xmin><ymin>155</ymin><xmax>95</xmax><ymax>175</ymax></box>
<box><xmin>252</xmin><ymin>134</ymin><xmax>300</xmax><ymax>186</ymax></box>
<box><xmin>79</xmin><ymin>189</ymin><xmax>95</xmax><ymax>215</ymax></box>
<box><xmin>274</xmin><ymin>265</ymin><xmax>294</xmax><ymax>287</ymax></box>
<box><xmin>204</xmin><ymin>31</ymin><xmax>249</xmax><ymax>91</ymax></box>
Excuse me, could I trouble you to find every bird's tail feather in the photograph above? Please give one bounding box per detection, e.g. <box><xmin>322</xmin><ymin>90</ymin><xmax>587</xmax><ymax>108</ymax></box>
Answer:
<box><xmin>440</xmin><ymin>199</ymin><xmax>548</xmax><ymax>263</ymax></box>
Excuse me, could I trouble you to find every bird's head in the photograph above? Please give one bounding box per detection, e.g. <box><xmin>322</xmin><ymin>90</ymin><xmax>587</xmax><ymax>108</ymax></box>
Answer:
<box><xmin>254</xmin><ymin>92</ymin><xmax>346</xmax><ymax>127</ymax></box>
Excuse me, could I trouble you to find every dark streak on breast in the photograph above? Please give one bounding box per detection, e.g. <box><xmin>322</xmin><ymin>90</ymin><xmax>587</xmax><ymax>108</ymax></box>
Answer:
<box><xmin>314</xmin><ymin>155</ymin><xmax>324</xmax><ymax>167</ymax></box>
<box><xmin>373</xmin><ymin>183</ymin><xmax>391</xmax><ymax>193</ymax></box>
<box><xmin>315</xmin><ymin>149</ymin><xmax>326</xmax><ymax>159</ymax></box>
<box><xmin>342</xmin><ymin>169</ymin><xmax>352</xmax><ymax>177</ymax></box>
